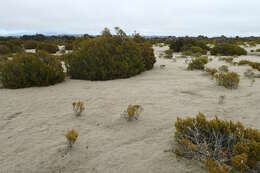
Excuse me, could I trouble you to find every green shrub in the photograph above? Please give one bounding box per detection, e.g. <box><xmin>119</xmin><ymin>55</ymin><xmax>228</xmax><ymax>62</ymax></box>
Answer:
<box><xmin>37</xmin><ymin>43</ymin><xmax>58</xmax><ymax>53</ymax></box>
<box><xmin>174</xmin><ymin>113</ymin><xmax>260</xmax><ymax>173</ymax></box>
<box><xmin>65</xmin><ymin>28</ymin><xmax>155</xmax><ymax>80</ymax></box>
<box><xmin>65</xmin><ymin>43</ymin><xmax>73</xmax><ymax>50</ymax></box>
<box><xmin>169</xmin><ymin>38</ymin><xmax>209</xmax><ymax>53</ymax></box>
<box><xmin>256</xmin><ymin>49</ymin><xmax>260</xmax><ymax>52</ymax></box>
<box><xmin>218</xmin><ymin>65</ymin><xmax>229</xmax><ymax>72</ymax></box>
<box><xmin>0</xmin><ymin>45</ymin><xmax>12</xmax><ymax>55</ymax></box>
<box><xmin>238</xmin><ymin>60</ymin><xmax>260</xmax><ymax>71</ymax></box>
<box><xmin>218</xmin><ymin>57</ymin><xmax>234</xmax><ymax>64</ymax></box>
<box><xmin>164</xmin><ymin>49</ymin><xmax>174</xmax><ymax>59</ymax></box>
<box><xmin>188</xmin><ymin>56</ymin><xmax>208</xmax><ymax>70</ymax></box>
<box><xmin>23</xmin><ymin>40</ymin><xmax>38</xmax><ymax>49</ymax></box>
<box><xmin>205</xmin><ymin>67</ymin><xmax>218</xmax><ymax>77</ymax></box>
<box><xmin>215</xmin><ymin>71</ymin><xmax>240</xmax><ymax>89</ymax></box>
<box><xmin>210</xmin><ymin>43</ymin><xmax>247</xmax><ymax>56</ymax></box>
<box><xmin>0</xmin><ymin>52</ymin><xmax>65</xmax><ymax>88</ymax></box>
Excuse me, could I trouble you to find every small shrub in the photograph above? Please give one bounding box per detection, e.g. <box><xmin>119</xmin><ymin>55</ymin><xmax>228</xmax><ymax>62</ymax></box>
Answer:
<box><xmin>174</xmin><ymin>113</ymin><xmax>260</xmax><ymax>173</ymax></box>
<box><xmin>23</xmin><ymin>40</ymin><xmax>38</xmax><ymax>49</ymax></box>
<box><xmin>65</xmin><ymin>129</ymin><xmax>78</xmax><ymax>148</ymax></box>
<box><xmin>218</xmin><ymin>57</ymin><xmax>234</xmax><ymax>64</ymax></box>
<box><xmin>72</xmin><ymin>100</ymin><xmax>85</xmax><ymax>116</ymax></box>
<box><xmin>211</xmin><ymin>43</ymin><xmax>247</xmax><ymax>56</ymax></box>
<box><xmin>0</xmin><ymin>52</ymin><xmax>65</xmax><ymax>89</ymax></box>
<box><xmin>121</xmin><ymin>104</ymin><xmax>144</xmax><ymax>121</ymax></box>
<box><xmin>205</xmin><ymin>67</ymin><xmax>218</xmax><ymax>77</ymax></box>
<box><xmin>164</xmin><ymin>49</ymin><xmax>174</xmax><ymax>59</ymax></box>
<box><xmin>218</xmin><ymin>65</ymin><xmax>229</xmax><ymax>73</ymax></box>
<box><xmin>256</xmin><ymin>49</ymin><xmax>260</xmax><ymax>52</ymax></box>
<box><xmin>37</xmin><ymin>43</ymin><xmax>58</xmax><ymax>53</ymax></box>
<box><xmin>215</xmin><ymin>72</ymin><xmax>240</xmax><ymax>89</ymax></box>
<box><xmin>238</xmin><ymin>60</ymin><xmax>260</xmax><ymax>71</ymax></box>
<box><xmin>188</xmin><ymin>56</ymin><xmax>208</xmax><ymax>70</ymax></box>
<box><xmin>65</xmin><ymin>43</ymin><xmax>73</xmax><ymax>50</ymax></box>
<box><xmin>0</xmin><ymin>45</ymin><xmax>11</xmax><ymax>55</ymax></box>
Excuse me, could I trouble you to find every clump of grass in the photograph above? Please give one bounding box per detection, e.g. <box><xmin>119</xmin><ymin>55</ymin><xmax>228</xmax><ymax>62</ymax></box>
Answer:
<box><xmin>238</xmin><ymin>60</ymin><xmax>260</xmax><ymax>71</ymax></box>
<box><xmin>122</xmin><ymin>104</ymin><xmax>144</xmax><ymax>121</ymax></box>
<box><xmin>205</xmin><ymin>67</ymin><xmax>218</xmax><ymax>78</ymax></box>
<box><xmin>218</xmin><ymin>57</ymin><xmax>234</xmax><ymax>64</ymax></box>
<box><xmin>164</xmin><ymin>49</ymin><xmax>174</xmax><ymax>59</ymax></box>
<box><xmin>65</xmin><ymin>129</ymin><xmax>78</xmax><ymax>148</ymax></box>
<box><xmin>215</xmin><ymin>71</ymin><xmax>240</xmax><ymax>89</ymax></box>
<box><xmin>174</xmin><ymin>113</ymin><xmax>260</xmax><ymax>173</ymax></box>
<box><xmin>218</xmin><ymin>65</ymin><xmax>229</xmax><ymax>73</ymax></box>
<box><xmin>187</xmin><ymin>56</ymin><xmax>208</xmax><ymax>70</ymax></box>
<box><xmin>72</xmin><ymin>100</ymin><xmax>85</xmax><ymax>116</ymax></box>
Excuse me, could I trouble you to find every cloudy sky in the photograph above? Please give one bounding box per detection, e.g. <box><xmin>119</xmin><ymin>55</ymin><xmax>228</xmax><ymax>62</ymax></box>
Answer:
<box><xmin>0</xmin><ymin>0</ymin><xmax>259</xmax><ymax>36</ymax></box>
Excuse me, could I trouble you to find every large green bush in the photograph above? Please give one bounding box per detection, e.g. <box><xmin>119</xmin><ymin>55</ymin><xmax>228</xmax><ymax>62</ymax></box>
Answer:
<box><xmin>169</xmin><ymin>38</ymin><xmax>209</xmax><ymax>53</ymax></box>
<box><xmin>0</xmin><ymin>52</ymin><xmax>65</xmax><ymax>88</ymax></box>
<box><xmin>37</xmin><ymin>43</ymin><xmax>58</xmax><ymax>53</ymax></box>
<box><xmin>65</xmin><ymin>28</ymin><xmax>156</xmax><ymax>80</ymax></box>
<box><xmin>210</xmin><ymin>43</ymin><xmax>247</xmax><ymax>56</ymax></box>
<box><xmin>23</xmin><ymin>40</ymin><xmax>38</xmax><ymax>49</ymax></box>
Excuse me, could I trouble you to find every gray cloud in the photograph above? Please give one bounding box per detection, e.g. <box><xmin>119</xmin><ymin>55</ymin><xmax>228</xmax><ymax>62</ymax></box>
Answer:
<box><xmin>0</xmin><ymin>0</ymin><xmax>260</xmax><ymax>36</ymax></box>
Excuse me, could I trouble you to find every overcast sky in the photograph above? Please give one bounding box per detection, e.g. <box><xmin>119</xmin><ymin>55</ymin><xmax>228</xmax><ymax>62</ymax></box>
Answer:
<box><xmin>0</xmin><ymin>0</ymin><xmax>259</xmax><ymax>36</ymax></box>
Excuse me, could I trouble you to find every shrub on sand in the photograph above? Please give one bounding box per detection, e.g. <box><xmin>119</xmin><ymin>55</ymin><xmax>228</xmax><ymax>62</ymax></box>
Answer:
<box><xmin>174</xmin><ymin>113</ymin><xmax>260</xmax><ymax>173</ymax></box>
<box><xmin>215</xmin><ymin>71</ymin><xmax>240</xmax><ymax>89</ymax></box>
<box><xmin>188</xmin><ymin>56</ymin><xmax>208</xmax><ymax>70</ymax></box>
<box><xmin>65</xmin><ymin>129</ymin><xmax>78</xmax><ymax>148</ymax></box>
<box><xmin>121</xmin><ymin>104</ymin><xmax>144</xmax><ymax>121</ymax></box>
<box><xmin>72</xmin><ymin>100</ymin><xmax>85</xmax><ymax>116</ymax></box>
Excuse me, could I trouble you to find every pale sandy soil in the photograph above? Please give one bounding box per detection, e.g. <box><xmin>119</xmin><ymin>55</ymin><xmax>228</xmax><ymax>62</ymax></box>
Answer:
<box><xmin>0</xmin><ymin>46</ymin><xmax>260</xmax><ymax>173</ymax></box>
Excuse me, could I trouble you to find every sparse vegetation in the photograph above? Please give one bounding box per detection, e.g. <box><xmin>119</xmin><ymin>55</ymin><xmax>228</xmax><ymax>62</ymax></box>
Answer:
<box><xmin>215</xmin><ymin>71</ymin><xmax>240</xmax><ymax>89</ymax></box>
<box><xmin>218</xmin><ymin>57</ymin><xmax>234</xmax><ymax>64</ymax></box>
<box><xmin>121</xmin><ymin>104</ymin><xmax>144</xmax><ymax>121</ymax></box>
<box><xmin>0</xmin><ymin>44</ymin><xmax>12</xmax><ymax>55</ymax></box>
<box><xmin>23</xmin><ymin>40</ymin><xmax>38</xmax><ymax>49</ymax></box>
<box><xmin>72</xmin><ymin>100</ymin><xmax>85</xmax><ymax>116</ymax></box>
<box><xmin>65</xmin><ymin>129</ymin><xmax>78</xmax><ymax>148</ymax></box>
<box><xmin>205</xmin><ymin>67</ymin><xmax>218</xmax><ymax>77</ymax></box>
<box><xmin>0</xmin><ymin>52</ymin><xmax>65</xmax><ymax>88</ymax></box>
<box><xmin>188</xmin><ymin>56</ymin><xmax>208</xmax><ymax>70</ymax></box>
<box><xmin>218</xmin><ymin>65</ymin><xmax>229</xmax><ymax>73</ymax></box>
<box><xmin>174</xmin><ymin>113</ymin><xmax>260</xmax><ymax>173</ymax></box>
<box><xmin>238</xmin><ymin>60</ymin><xmax>260</xmax><ymax>71</ymax></box>
<box><xmin>211</xmin><ymin>43</ymin><xmax>247</xmax><ymax>56</ymax></box>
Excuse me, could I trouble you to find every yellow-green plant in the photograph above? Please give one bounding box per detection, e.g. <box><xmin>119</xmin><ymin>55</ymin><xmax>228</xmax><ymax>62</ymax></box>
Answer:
<box><xmin>65</xmin><ymin>129</ymin><xmax>78</xmax><ymax>148</ymax></box>
<box><xmin>72</xmin><ymin>100</ymin><xmax>85</xmax><ymax>116</ymax></box>
<box><xmin>122</xmin><ymin>104</ymin><xmax>144</xmax><ymax>121</ymax></box>
<box><xmin>205</xmin><ymin>67</ymin><xmax>218</xmax><ymax>78</ymax></box>
<box><xmin>218</xmin><ymin>65</ymin><xmax>229</xmax><ymax>73</ymax></box>
<box><xmin>174</xmin><ymin>113</ymin><xmax>260</xmax><ymax>173</ymax></box>
<box><xmin>187</xmin><ymin>56</ymin><xmax>208</xmax><ymax>70</ymax></box>
<box><xmin>215</xmin><ymin>72</ymin><xmax>240</xmax><ymax>89</ymax></box>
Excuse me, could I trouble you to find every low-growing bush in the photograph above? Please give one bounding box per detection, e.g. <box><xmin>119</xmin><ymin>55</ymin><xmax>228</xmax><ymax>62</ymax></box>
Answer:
<box><xmin>65</xmin><ymin>129</ymin><xmax>78</xmax><ymax>148</ymax></box>
<box><xmin>238</xmin><ymin>60</ymin><xmax>260</xmax><ymax>71</ymax></box>
<box><xmin>72</xmin><ymin>100</ymin><xmax>85</xmax><ymax>116</ymax></box>
<box><xmin>174</xmin><ymin>113</ymin><xmax>260</xmax><ymax>173</ymax></box>
<box><xmin>0</xmin><ymin>45</ymin><xmax>12</xmax><ymax>55</ymax></box>
<box><xmin>65</xmin><ymin>28</ymin><xmax>155</xmax><ymax>80</ymax></box>
<box><xmin>188</xmin><ymin>56</ymin><xmax>208</xmax><ymax>70</ymax></box>
<box><xmin>218</xmin><ymin>57</ymin><xmax>234</xmax><ymax>64</ymax></box>
<box><xmin>211</xmin><ymin>43</ymin><xmax>247</xmax><ymax>56</ymax></box>
<box><xmin>169</xmin><ymin>38</ymin><xmax>209</xmax><ymax>53</ymax></box>
<box><xmin>121</xmin><ymin>104</ymin><xmax>144</xmax><ymax>121</ymax></box>
<box><xmin>23</xmin><ymin>40</ymin><xmax>38</xmax><ymax>49</ymax></box>
<box><xmin>205</xmin><ymin>67</ymin><xmax>218</xmax><ymax>77</ymax></box>
<box><xmin>218</xmin><ymin>65</ymin><xmax>229</xmax><ymax>72</ymax></box>
<box><xmin>37</xmin><ymin>43</ymin><xmax>58</xmax><ymax>53</ymax></box>
<box><xmin>215</xmin><ymin>71</ymin><xmax>240</xmax><ymax>89</ymax></box>
<box><xmin>0</xmin><ymin>52</ymin><xmax>65</xmax><ymax>88</ymax></box>
<box><xmin>256</xmin><ymin>49</ymin><xmax>260</xmax><ymax>52</ymax></box>
<box><xmin>164</xmin><ymin>49</ymin><xmax>174</xmax><ymax>59</ymax></box>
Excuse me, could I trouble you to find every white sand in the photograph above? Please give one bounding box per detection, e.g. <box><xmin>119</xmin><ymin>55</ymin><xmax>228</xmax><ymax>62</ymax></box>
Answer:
<box><xmin>0</xmin><ymin>46</ymin><xmax>259</xmax><ymax>173</ymax></box>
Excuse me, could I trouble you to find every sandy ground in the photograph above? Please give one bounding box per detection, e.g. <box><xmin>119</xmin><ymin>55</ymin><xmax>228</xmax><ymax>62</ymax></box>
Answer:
<box><xmin>0</xmin><ymin>46</ymin><xmax>260</xmax><ymax>173</ymax></box>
